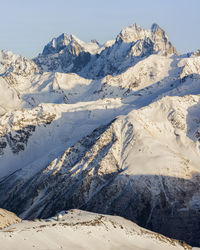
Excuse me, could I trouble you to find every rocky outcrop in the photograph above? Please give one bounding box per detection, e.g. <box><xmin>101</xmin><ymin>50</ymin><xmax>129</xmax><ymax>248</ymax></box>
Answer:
<box><xmin>0</xmin><ymin>208</ymin><xmax>21</xmax><ymax>229</ymax></box>
<box><xmin>151</xmin><ymin>23</ymin><xmax>178</xmax><ymax>55</ymax></box>
<box><xmin>0</xmin><ymin>107</ymin><xmax>56</xmax><ymax>155</ymax></box>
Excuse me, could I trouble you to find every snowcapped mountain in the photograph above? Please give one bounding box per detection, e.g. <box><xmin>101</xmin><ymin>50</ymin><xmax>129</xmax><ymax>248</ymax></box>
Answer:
<box><xmin>42</xmin><ymin>33</ymin><xmax>100</xmax><ymax>56</ymax></box>
<box><xmin>34</xmin><ymin>33</ymin><xmax>100</xmax><ymax>74</ymax></box>
<box><xmin>0</xmin><ymin>22</ymin><xmax>200</xmax><ymax>248</ymax></box>
<box><xmin>34</xmin><ymin>23</ymin><xmax>178</xmax><ymax>78</ymax></box>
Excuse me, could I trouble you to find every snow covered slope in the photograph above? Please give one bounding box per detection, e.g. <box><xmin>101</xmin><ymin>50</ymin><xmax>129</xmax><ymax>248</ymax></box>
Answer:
<box><xmin>1</xmin><ymin>94</ymin><xmax>200</xmax><ymax>246</ymax></box>
<box><xmin>0</xmin><ymin>99</ymin><xmax>128</xmax><ymax>177</ymax></box>
<box><xmin>0</xmin><ymin>209</ymin><xmax>192</xmax><ymax>250</ymax></box>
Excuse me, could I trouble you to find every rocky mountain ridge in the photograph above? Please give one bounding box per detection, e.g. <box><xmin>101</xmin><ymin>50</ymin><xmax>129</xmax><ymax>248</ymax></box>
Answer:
<box><xmin>34</xmin><ymin>23</ymin><xmax>178</xmax><ymax>78</ymax></box>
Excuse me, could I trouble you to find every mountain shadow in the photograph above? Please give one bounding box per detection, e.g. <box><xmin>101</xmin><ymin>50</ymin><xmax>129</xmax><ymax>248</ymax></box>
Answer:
<box><xmin>0</xmin><ymin>116</ymin><xmax>200</xmax><ymax>247</ymax></box>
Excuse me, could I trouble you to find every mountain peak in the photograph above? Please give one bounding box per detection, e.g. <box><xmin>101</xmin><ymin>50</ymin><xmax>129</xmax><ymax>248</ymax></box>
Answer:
<box><xmin>116</xmin><ymin>23</ymin><xmax>144</xmax><ymax>43</ymax></box>
<box><xmin>150</xmin><ymin>23</ymin><xmax>178</xmax><ymax>55</ymax></box>
<box><xmin>57</xmin><ymin>33</ymin><xmax>78</xmax><ymax>42</ymax></box>
<box><xmin>151</xmin><ymin>23</ymin><xmax>163</xmax><ymax>33</ymax></box>
<box><xmin>132</xmin><ymin>23</ymin><xmax>142</xmax><ymax>31</ymax></box>
<box><xmin>91</xmin><ymin>39</ymin><xmax>99</xmax><ymax>45</ymax></box>
<box><xmin>42</xmin><ymin>33</ymin><xmax>81</xmax><ymax>55</ymax></box>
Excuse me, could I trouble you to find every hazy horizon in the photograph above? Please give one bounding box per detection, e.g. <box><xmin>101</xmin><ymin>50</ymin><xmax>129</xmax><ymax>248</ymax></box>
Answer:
<box><xmin>1</xmin><ymin>0</ymin><xmax>200</xmax><ymax>58</ymax></box>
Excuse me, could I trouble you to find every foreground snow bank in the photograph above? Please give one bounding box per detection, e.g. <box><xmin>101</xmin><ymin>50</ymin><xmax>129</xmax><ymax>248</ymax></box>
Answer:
<box><xmin>0</xmin><ymin>209</ymin><xmax>191</xmax><ymax>250</ymax></box>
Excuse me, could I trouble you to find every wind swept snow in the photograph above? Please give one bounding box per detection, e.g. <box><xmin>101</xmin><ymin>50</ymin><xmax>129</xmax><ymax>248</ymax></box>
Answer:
<box><xmin>0</xmin><ymin>210</ymin><xmax>191</xmax><ymax>250</ymax></box>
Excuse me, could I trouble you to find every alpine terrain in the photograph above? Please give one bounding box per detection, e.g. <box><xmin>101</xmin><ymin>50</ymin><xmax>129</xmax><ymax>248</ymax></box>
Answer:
<box><xmin>0</xmin><ymin>209</ymin><xmax>192</xmax><ymax>250</ymax></box>
<box><xmin>0</xmin><ymin>23</ymin><xmax>200</xmax><ymax>249</ymax></box>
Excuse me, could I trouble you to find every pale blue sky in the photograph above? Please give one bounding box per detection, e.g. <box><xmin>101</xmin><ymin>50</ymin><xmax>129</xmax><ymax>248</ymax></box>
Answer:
<box><xmin>1</xmin><ymin>0</ymin><xmax>200</xmax><ymax>57</ymax></box>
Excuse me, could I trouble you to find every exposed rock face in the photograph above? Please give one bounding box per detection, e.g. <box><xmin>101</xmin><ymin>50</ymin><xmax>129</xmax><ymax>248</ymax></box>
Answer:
<box><xmin>0</xmin><ymin>107</ymin><xmax>56</xmax><ymax>156</ymax></box>
<box><xmin>83</xmin><ymin>23</ymin><xmax>178</xmax><ymax>78</ymax></box>
<box><xmin>0</xmin><ymin>208</ymin><xmax>21</xmax><ymax>229</ymax></box>
<box><xmin>117</xmin><ymin>23</ymin><xmax>178</xmax><ymax>56</ymax></box>
<box><xmin>42</xmin><ymin>34</ymin><xmax>100</xmax><ymax>56</ymax></box>
<box><xmin>34</xmin><ymin>34</ymin><xmax>98</xmax><ymax>73</ymax></box>
<box><xmin>151</xmin><ymin>23</ymin><xmax>178</xmax><ymax>55</ymax></box>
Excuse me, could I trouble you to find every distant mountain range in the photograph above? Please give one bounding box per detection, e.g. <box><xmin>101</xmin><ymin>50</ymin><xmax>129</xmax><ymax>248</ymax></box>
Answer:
<box><xmin>34</xmin><ymin>23</ymin><xmax>178</xmax><ymax>78</ymax></box>
<box><xmin>0</xmin><ymin>23</ymin><xmax>200</xmax><ymax>248</ymax></box>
